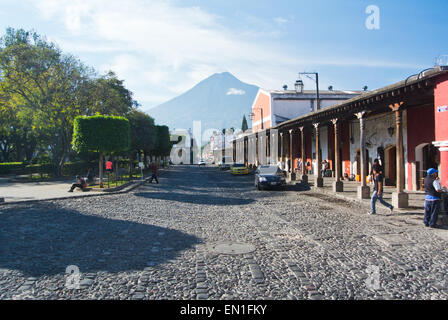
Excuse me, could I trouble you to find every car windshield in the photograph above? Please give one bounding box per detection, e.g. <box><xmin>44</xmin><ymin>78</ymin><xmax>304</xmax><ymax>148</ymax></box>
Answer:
<box><xmin>233</xmin><ymin>164</ymin><xmax>245</xmax><ymax>168</ymax></box>
<box><xmin>258</xmin><ymin>165</ymin><xmax>282</xmax><ymax>175</ymax></box>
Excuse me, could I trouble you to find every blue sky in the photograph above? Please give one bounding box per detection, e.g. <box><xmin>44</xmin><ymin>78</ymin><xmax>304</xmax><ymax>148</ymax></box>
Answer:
<box><xmin>1</xmin><ymin>0</ymin><xmax>447</xmax><ymax>113</ymax></box>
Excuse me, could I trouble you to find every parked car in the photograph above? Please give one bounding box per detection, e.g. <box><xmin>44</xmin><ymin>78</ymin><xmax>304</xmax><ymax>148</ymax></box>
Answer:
<box><xmin>198</xmin><ymin>159</ymin><xmax>206</xmax><ymax>166</ymax></box>
<box><xmin>230</xmin><ymin>163</ymin><xmax>249</xmax><ymax>175</ymax></box>
<box><xmin>255</xmin><ymin>165</ymin><xmax>286</xmax><ymax>190</ymax></box>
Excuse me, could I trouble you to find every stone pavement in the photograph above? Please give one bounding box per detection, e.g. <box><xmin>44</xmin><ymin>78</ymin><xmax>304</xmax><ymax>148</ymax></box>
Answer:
<box><xmin>1</xmin><ymin>165</ymin><xmax>448</xmax><ymax>300</ymax></box>
<box><xmin>0</xmin><ymin>177</ymin><xmax>146</xmax><ymax>203</ymax></box>
<box><xmin>294</xmin><ymin>175</ymin><xmax>433</xmax><ymax>224</ymax></box>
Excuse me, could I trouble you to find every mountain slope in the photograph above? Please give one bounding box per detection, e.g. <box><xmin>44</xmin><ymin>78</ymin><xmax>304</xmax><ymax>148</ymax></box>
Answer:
<box><xmin>147</xmin><ymin>72</ymin><xmax>259</xmax><ymax>135</ymax></box>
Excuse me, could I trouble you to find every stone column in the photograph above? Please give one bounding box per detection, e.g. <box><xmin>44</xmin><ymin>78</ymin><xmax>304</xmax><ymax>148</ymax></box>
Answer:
<box><xmin>356</xmin><ymin>111</ymin><xmax>370</xmax><ymax>199</ymax></box>
<box><xmin>245</xmin><ymin>138</ymin><xmax>248</xmax><ymax>166</ymax></box>
<box><xmin>390</xmin><ymin>102</ymin><xmax>409</xmax><ymax>208</ymax></box>
<box><xmin>314</xmin><ymin>123</ymin><xmax>324</xmax><ymax>187</ymax></box>
<box><xmin>299</xmin><ymin>126</ymin><xmax>308</xmax><ymax>184</ymax></box>
<box><xmin>332</xmin><ymin>119</ymin><xmax>343</xmax><ymax>192</ymax></box>
<box><xmin>266</xmin><ymin>132</ymin><xmax>270</xmax><ymax>164</ymax></box>
<box><xmin>255</xmin><ymin>134</ymin><xmax>259</xmax><ymax>166</ymax></box>
<box><xmin>280</xmin><ymin>132</ymin><xmax>284</xmax><ymax>165</ymax></box>
<box><xmin>289</xmin><ymin>129</ymin><xmax>296</xmax><ymax>181</ymax></box>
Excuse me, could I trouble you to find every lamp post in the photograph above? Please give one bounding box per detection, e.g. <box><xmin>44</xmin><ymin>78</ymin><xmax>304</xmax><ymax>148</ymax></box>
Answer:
<box><xmin>295</xmin><ymin>79</ymin><xmax>304</xmax><ymax>93</ymax></box>
<box><xmin>299</xmin><ymin>72</ymin><xmax>320</xmax><ymax>111</ymax></box>
<box><xmin>249</xmin><ymin>107</ymin><xmax>264</xmax><ymax>130</ymax></box>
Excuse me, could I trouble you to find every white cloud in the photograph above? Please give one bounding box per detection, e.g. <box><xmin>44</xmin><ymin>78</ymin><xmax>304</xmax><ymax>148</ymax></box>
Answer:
<box><xmin>227</xmin><ymin>88</ymin><xmax>246</xmax><ymax>95</ymax></box>
<box><xmin>274</xmin><ymin>17</ymin><xmax>289</xmax><ymax>26</ymax></box>
<box><xmin>28</xmin><ymin>0</ymin><xmax>421</xmax><ymax>110</ymax></box>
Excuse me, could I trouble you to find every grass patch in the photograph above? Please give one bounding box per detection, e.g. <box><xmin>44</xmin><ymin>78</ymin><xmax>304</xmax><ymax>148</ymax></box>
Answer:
<box><xmin>90</xmin><ymin>179</ymin><xmax>130</xmax><ymax>189</ymax></box>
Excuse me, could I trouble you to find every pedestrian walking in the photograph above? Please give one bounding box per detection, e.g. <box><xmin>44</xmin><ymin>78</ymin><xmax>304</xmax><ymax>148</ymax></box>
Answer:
<box><xmin>369</xmin><ymin>167</ymin><xmax>393</xmax><ymax>215</ymax></box>
<box><xmin>423</xmin><ymin>168</ymin><xmax>443</xmax><ymax>228</ymax></box>
<box><xmin>369</xmin><ymin>159</ymin><xmax>381</xmax><ymax>184</ymax></box>
<box><xmin>148</xmin><ymin>162</ymin><xmax>159</xmax><ymax>184</ymax></box>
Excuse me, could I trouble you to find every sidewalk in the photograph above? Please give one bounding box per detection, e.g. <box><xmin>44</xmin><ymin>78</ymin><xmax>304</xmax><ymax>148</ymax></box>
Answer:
<box><xmin>0</xmin><ymin>177</ymin><xmax>145</xmax><ymax>204</ymax></box>
<box><xmin>0</xmin><ymin>167</ymin><xmax>170</xmax><ymax>204</ymax></box>
<box><xmin>291</xmin><ymin>175</ymin><xmax>439</xmax><ymax>226</ymax></box>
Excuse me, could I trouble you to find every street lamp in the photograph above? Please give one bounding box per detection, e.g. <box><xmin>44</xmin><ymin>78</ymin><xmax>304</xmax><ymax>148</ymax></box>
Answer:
<box><xmin>249</xmin><ymin>107</ymin><xmax>264</xmax><ymax>130</ymax></box>
<box><xmin>295</xmin><ymin>79</ymin><xmax>304</xmax><ymax>93</ymax></box>
<box><xmin>299</xmin><ymin>72</ymin><xmax>320</xmax><ymax>111</ymax></box>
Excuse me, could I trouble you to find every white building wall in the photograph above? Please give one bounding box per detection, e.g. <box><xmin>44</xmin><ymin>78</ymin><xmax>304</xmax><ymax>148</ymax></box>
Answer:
<box><xmin>309</xmin><ymin>126</ymin><xmax>329</xmax><ymax>174</ymax></box>
<box><xmin>348</xmin><ymin>111</ymin><xmax>408</xmax><ymax>189</ymax></box>
<box><xmin>272</xmin><ymin>100</ymin><xmax>311</xmax><ymax>125</ymax></box>
<box><xmin>320</xmin><ymin>125</ymin><xmax>329</xmax><ymax>162</ymax></box>
<box><xmin>271</xmin><ymin>98</ymin><xmax>358</xmax><ymax>126</ymax></box>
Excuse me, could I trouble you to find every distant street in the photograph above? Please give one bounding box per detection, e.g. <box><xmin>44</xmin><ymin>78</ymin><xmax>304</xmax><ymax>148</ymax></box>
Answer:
<box><xmin>1</xmin><ymin>165</ymin><xmax>448</xmax><ymax>300</ymax></box>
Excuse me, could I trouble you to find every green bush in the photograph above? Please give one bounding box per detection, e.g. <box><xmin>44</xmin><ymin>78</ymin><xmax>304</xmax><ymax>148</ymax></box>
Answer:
<box><xmin>62</xmin><ymin>161</ymin><xmax>96</xmax><ymax>177</ymax></box>
<box><xmin>24</xmin><ymin>163</ymin><xmax>57</xmax><ymax>176</ymax></box>
<box><xmin>0</xmin><ymin>162</ymin><xmax>25</xmax><ymax>175</ymax></box>
<box><xmin>72</xmin><ymin>115</ymin><xmax>131</xmax><ymax>153</ymax></box>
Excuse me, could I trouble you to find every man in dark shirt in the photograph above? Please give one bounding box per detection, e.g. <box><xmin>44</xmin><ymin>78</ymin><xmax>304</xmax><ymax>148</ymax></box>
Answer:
<box><xmin>370</xmin><ymin>168</ymin><xmax>393</xmax><ymax>215</ymax></box>
<box><xmin>423</xmin><ymin>168</ymin><xmax>442</xmax><ymax>228</ymax></box>
<box><xmin>68</xmin><ymin>175</ymin><xmax>87</xmax><ymax>192</ymax></box>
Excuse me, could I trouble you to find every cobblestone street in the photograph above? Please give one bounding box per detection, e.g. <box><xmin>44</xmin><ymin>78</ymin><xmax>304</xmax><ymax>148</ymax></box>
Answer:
<box><xmin>1</xmin><ymin>165</ymin><xmax>448</xmax><ymax>300</ymax></box>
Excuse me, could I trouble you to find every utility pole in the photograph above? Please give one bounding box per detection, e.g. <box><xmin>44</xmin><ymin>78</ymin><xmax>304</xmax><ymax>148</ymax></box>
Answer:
<box><xmin>299</xmin><ymin>72</ymin><xmax>320</xmax><ymax>111</ymax></box>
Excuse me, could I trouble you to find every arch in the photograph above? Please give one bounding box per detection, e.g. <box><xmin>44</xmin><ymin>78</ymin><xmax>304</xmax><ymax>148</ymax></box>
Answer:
<box><xmin>384</xmin><ymin>144</ymin><xmax>396</xmax><ymax>186</ymax></box>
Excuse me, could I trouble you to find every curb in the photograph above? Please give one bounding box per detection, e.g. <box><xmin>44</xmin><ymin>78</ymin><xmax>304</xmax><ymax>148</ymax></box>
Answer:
<box><xmin>0</xmin><ymin>178</ymin><xmax>148</xmax><ymax>206</ymax></box>
<box><xmin>0</xmin><ymin>167</ymin><xmax>169</xmax><ymax>206</ymax></box>
<box><xmin>291</xmin><ymin>180</ymin><xmax>423</xmax><ymax>215</ymax></box>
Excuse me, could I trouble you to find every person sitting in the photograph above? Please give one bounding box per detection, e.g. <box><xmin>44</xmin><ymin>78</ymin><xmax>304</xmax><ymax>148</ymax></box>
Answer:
<box><xmin>68</xmin><ymin>175</ymin><xmax>88</xmax><ymax>192</ymax></box>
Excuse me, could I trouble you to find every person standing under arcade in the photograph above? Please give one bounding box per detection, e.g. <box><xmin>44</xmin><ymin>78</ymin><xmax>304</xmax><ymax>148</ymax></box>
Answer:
<box><xmin>423</xmin><ymin>168</ymin><xmax>443</xmax><ymax>228</ymax></box>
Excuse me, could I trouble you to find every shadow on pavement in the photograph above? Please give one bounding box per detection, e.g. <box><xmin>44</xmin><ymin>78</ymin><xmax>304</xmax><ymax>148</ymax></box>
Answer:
<box><xmin>134</xmin><ymin>191</ymin><xmax>255</xmax><ymax>206</ymax></box>
<box><xmin>284</xmin><ymin>183</ymin><xmax>311</xmax><ymax>192</ymax></box>
<box><xmin>0</xmin><ymin>203</ymin><xmax>201</xmax><ymax>277</ymax></box>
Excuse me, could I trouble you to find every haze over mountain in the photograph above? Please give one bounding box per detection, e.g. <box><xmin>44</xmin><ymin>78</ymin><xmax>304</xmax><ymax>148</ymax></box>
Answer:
<box><xmin>147</xmin><ymin>72</ymin><xmax>259</xmax><ymax>137</ymax></box>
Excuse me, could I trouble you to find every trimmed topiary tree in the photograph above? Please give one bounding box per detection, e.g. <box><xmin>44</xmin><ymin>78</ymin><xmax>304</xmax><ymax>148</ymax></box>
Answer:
<box><xmin>72</xmin><ymin>115</ymin><xmax>130</xmax><ymax>187</ymax></box>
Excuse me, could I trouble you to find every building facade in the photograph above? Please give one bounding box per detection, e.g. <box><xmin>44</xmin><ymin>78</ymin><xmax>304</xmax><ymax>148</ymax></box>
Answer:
<box><xmin>250</xmin><ymin>88</ymin><xmax>362</xmax><ymax>132</ymax></box>
<box><xmin>233</xmin><ymin>66</ymin><xmax>448</xmax><ymax>208</ymax></box>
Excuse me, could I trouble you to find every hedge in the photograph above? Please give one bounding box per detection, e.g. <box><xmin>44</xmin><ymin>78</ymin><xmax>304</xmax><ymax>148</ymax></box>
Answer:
<box><xmin>61</xmin><ymin>160</ymin><xmax>134</xmax><ymax>176</ymax></box>
<box><xmin>72</xmin><ymin>115</ymin><xmax>131</xmax><ymax>153</ymax></box>
<box><xmin>0</xmin><ymin>162</ymin><xmax>25</xmax><ymax>175</ymax></box>
<box><xmin>0</xmin><ymin>162</ymin><xmax>58</xmax><ymax>176</ymax></box>
<box><xmin>62</xmin><ymin>161</ymin><xmax>96</xmax><ymax>177</ymax></box>
<box><xmin>24</xmin><ymin>163</ymin><xmax>57</xmax><ymax>176</ymax></box>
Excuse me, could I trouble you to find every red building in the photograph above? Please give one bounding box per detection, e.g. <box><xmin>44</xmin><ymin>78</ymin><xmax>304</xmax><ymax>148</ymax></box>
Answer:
<box><xmin>235</xmin><ymin>66</ymin><xmax>448</xmax><ymax>208</ymax></box>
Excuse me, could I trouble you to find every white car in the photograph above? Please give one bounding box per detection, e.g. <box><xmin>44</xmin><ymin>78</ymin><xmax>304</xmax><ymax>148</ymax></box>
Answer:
<box><xmin>198</xmin><ymin>159</ymin><xmax>206</xmax><ymax>166</ymax></box>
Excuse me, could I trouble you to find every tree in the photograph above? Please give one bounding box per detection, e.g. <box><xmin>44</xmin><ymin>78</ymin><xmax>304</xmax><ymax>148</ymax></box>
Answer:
<box><xmin>241</xmin><ymin>115</ymin><xmax>248</xmax><ymax>132</ymax></box>
<box><xmin>0</xmin><ymin>28</ymin><xmax>93</xmax><ymax>172</ymax></box>
<box><xmin>153</xmin><ymin>125</ymin><xmax>171</xmax><ymax>166</ymax></box>
<box><xmin>127</xmin><ymin>109</ymin><xmax>155</xmax><ymax>175</ymax></box>
<box><xmin>0</xmin><ymin>28</ymin><xmax>137</xmax><ymax>174</ymax></box>
<box><xmin>86</xmin><ymin>71</ymin><xmax>135</xmax><ymax>117</ymax></box>
<box><xmin>72</xmin><ymin>115</ymin><xmax>130</xmax><ymax>187</ymax></box>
